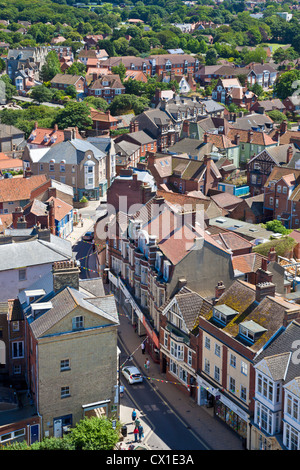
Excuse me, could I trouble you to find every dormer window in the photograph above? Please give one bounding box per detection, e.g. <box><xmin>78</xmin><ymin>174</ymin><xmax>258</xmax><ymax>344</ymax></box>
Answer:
<box><xmin>213</xmin><ymin>304</ymin><xmax>238</xmax><ymax>325</ymax></box>
<box><xmin>72</xmin><ymin>315</ymin><xmax>84</xmax><ymax>330</ymax></box>
<box><xmin>155</xmin><ymin>252</ymin><xmax>163</xmax><ymax>271</ymax></box>
<box><xmin>239</xmin><ymin>320</ymin><xmax>267</xmax><ymax>343</ymax></box>
<box><xmin>163</xmin><ymin>260</ymin><xmax>171</xmax><ymax>281</ymax></box>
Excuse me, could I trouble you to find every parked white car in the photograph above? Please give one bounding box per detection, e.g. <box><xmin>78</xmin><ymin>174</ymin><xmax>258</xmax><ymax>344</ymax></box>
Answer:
<box><xmin>122</xmin><ymin>366</ymin><xmax>143</xmax><ymax>384</ymax></box>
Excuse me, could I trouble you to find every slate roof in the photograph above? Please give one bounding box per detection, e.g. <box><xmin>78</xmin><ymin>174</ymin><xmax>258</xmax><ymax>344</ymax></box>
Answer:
<box><xmin>167</xmin><ymin>138</ymin><xmax>212</xmax><ymax>157</ymax></box>
<box><xmin>204</xmin><ymin>279</ymin><xmax>300</xmax><ymax>352</ymax></box>
<box><xmin>255</xmin><ymin>99</ymin><xmax>285</xmax><ymax>112</ymax></box>
<box><xmin>0</xmin><ymin>236</ymin><xmax>72</xmax><ymax>271</ymax></box>
<box><xmin>28</xmin><ymin>286</ymin><xmax>119</xmax><ymax>339</ymax></box>
<box><xmin>37</xmin><ymin>139</ymin><xmax>106</xmax><ymax>164</ymax></box>
<box><xmin>50</xmin><ymin>73</ymin><xmax>83</xmax><ymax>85</ymax></box>
<box><xmin>0</xmin><ymin>124</ymin><xmax>25</xmax><ymax>138</ymax></box>
<box><xmin>115</xmin><ymin>140</ymin><xmax>140</xmax><ymax>157</ymax></box>
<box><xmin>254</xmin><ymin>321</ymin><xmax>300</xmax><ymax>384</ymax></box>
<box><xmin>261</xmin><ymin>144</ymin><xmax>297</xmax><ymax>165</ymax></box>
<box><xmin>231</xmin><ymin>113</ymin><xmax>274</xmax><ymax>131</ymax></box>
<box><xmin>261</xmin><ymin>352</ymin><xmax>291</xmax><ymax>381</ymax></box>
<box><xmin>79</xmin><ymin>278</ymin><xmax>105</xmax><ymax>297</ymax></box>
<box><xmin>175</xmin><ymin>291</ymin><xmax>209</xmax><ymax>331</ymax></box>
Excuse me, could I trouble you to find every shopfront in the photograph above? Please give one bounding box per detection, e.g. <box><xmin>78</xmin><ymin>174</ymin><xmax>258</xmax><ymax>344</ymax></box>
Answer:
<box><xmin>215</xmin><ymin>395</ymin><xmax>248</xmax><ymax>441</ymax></box>
<box><xmin>197</xmin><ymin>375</ymin><xmax>248</xmax><ymax>443</ymax></box>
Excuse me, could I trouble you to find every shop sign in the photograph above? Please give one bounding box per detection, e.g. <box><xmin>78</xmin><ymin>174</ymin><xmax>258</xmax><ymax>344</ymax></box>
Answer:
<box><xmin>108</xmin><ymin>271</ymin><xmax>118</xmax><ymax>287</ymax></box>
<box><xmin>219</xmin><ymin>395</ymin><xmax>248</xmax><ymax>421</ymax></box>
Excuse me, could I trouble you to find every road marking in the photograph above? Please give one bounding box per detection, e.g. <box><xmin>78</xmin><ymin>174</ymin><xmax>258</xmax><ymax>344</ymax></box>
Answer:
<box><xmin>118</xmin><ymin>335</ymin><xmax>210</xmax><ymax>450</ymax></box>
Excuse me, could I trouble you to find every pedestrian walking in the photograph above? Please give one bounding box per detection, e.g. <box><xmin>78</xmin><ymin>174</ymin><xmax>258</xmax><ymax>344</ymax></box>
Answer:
<box><xmin>120</xmin><ymin>384</ymin><xmax>124</xmax><ymax>397</ymax></box>
<box><xmin>138</xmin><ymin>424</ymin><xmax>144</xmax><ymax>442</ymax></box>
<box><xmin>131</xmin><ymin>409</ymin><xmax>137</xmax><ymax>422</ymax></box>
<box><xmin>133</xmin><ymin>426</ymin><xmax>139</xmax><ymax>443</ymax></box>
<box><xmin>135</xmin><ymin>417</ymin><xmax>140</xmax><ymax>428</ymax></box>
<box><xmin>141</xmin><ymin>341</ymin><xmax>145</xmax><ymax>354</ymax></box>
<box><xmin>146</xmin><ymin>358</ymin><xmax>150</xmax><ymax>371</ymax></box>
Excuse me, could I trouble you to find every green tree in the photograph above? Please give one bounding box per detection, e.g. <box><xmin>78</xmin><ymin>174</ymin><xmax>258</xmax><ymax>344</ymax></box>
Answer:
<box><xmin>274</xmin><ymin>69</ymin><xmax>300</xmax><ymax>100</ymax></box>
<box><xmin>55</xmin><ymin>101</ymin><xmax>92</xmax><ymax>130</ymax></box>
<box><xmin>111</xmin><ymin>63</ymin><xmax>127</xmax><ymax>83</ymax></box>
<box><xmin>40</xmin><ymin>50</ymin><xmax>62</xmax><ymax>82</ymax></box>
<box><xmin>205</xmin><ymin>48</ymin><xmax>218</xmax><ymax>65</ymax></box>
<box><xmin>249</xmin><ymin>82</ymin><xmax>263</xmax><ymax>98</ymax></box>
<box><xmin>30</xmin><ymin>85</ymin><xmax>53</xmax><ymax>104</ymax></box>
<box><xmin>67</xmin><ymin>416</ymin><xmax>120</xmax><ymax>451</ymax></box>
<box><xmin>113</xmin><ymin>37</ymin><xmax>128</xmax><ymax>56</ymax></box>
<box><xmin>65</xmin><ymin>84</ymin><xmax>77</xmax><ymax>99</ymax></box>
<box><xmin>109</xmin><ymin>94</ymin><xmax>150</xmax><ymax>116</ymax></box>
<box><xmin>267</xmin><ymin>110</ymin><xmax>287</xmax><ymax>123</ymax></box>
<box><xmin>0</xmin><ymin>74</ymin><xmax>16</xmax><ymax>101</ymax></box>
<box><xmin>97</xmin><ymin>39</ymin><xmax>115</xmax><ymax>57</ymax></box>
<box><xmin>84</xmin><ymin>96</ymin><xmax>109</xmax><ymax>112</ymax></box>
<box><xmin>264</xmin><ymin>219</ymin><xmax>292</xmax><ymax>235</ymax></box>
<box><xmin>66</xmin><ymin>62</ymin><xmax>86</xmax><ymax>76</ymax></box>
<box><xmin>0</xmin><ymin>58</ymin><xmax>5</xmax><ymax>73</ymax></box>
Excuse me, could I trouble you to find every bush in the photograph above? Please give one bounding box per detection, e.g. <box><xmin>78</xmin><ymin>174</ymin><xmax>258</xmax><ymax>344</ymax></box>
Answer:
<box><xmin>253</xmin><ymin>236</ymin><xmax>296</xmax><ymax>258</ymax></box>
<box><xmin>262</xmin><ymin>219</ymin><xmax>292</xmax><ymax>235</ymax></box>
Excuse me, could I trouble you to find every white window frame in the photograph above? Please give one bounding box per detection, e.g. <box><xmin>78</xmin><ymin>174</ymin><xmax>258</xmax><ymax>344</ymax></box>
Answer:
<box><xmin>12</xmin><ymin>341</ymin><xmax>24</xmax><ymax>359</ymax></box>
<box><xmin>61</xmin><ymin>386</ymin><xmax>70</xmax><ymax>398</ymax></box>
<box><xmin>60</xmin><ymin>359</ymin><xmax>70</xmax><ymax>371</ymax></box>
<box><xmin>72</xmin><ymin>316</ymin><xmax>84</xmax><ymax>330</ymax></box>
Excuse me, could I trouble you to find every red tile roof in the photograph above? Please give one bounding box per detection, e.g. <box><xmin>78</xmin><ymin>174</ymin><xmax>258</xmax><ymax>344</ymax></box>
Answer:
<box><xmin>27</xmin><ymin>126</ymin><xmax>81</xmax><ymax>147</ymax></box>
<box><xmin>47</xmin><ymin>196</ymin><xmax>73</xmax><ymax>221</ymax></box>
<box><xmin>0</xmin><ymin>175</ymin><xmax>48</xmax><ymax>203</ymax></box>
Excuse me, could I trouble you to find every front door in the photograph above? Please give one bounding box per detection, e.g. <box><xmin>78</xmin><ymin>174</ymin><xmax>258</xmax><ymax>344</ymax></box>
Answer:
<box><xmin>53</xmin><ymin>419</ymin><xmax>62</xmax><ymax>438</ymax></box>
<box><xmin>30</xmin><ymin>424</ymin><xmax>39</xmax><ymax>444</ymax></box>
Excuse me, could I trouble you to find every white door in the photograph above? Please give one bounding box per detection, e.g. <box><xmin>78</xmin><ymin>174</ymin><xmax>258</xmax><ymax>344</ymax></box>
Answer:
<box><xmin>53</xmin><ymin>419</ymin><xmax>62</xmax><ymax>438</ymax></box>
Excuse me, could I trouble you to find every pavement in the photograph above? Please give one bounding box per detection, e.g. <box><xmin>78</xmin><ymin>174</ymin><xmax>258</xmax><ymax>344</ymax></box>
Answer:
<box><xmin>67</xmin><ymin>200</ymin><xmax>245</xmax><ymax>451</ymax></box>
<box><xmin>117</xmin><ymin>304</ymin><xmax>245</xmax><ymax>451</ymax></box>
<box><xmin>66</xmin><ymin>200</ymin><xmax>104</xmax><ymax>247</ymax></box>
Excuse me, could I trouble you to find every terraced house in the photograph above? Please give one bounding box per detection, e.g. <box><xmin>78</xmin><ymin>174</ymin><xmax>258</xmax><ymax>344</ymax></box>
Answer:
<box><xmin>0</xmin><ymin>261</ymin><xmax>119</xmax><ymax>444</ymax></box>
<box><xmin>253</xmin><ymin>321</ymin><xmax>300</xmax><ymax>450</ymax></box>
<box><xmin>104</xmin><ymin>193</ymin><xmax>237</xmax><ymax>362</ymax></box>
<box><xmin>160</xmin><ymin>260</ymin><xmax>300</xmax><ymax>449</ymax></box>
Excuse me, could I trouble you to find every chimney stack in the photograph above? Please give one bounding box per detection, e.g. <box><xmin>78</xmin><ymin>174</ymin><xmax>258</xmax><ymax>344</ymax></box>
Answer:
<box><xmin>182</xmin><ymin>120</ymin><xmax>190</xmax><ymax>137</ymax></box>
<box><xmin>256</xmin><ymin>258</ymin><xmax>273</xmax><ymax>285</ymax></box>
<box><xmin>47</xmin><ymin>199</ymin><xmax>56</xmax><ymax>236</ymax></box>
<box><xmin>255</xmin><ymin>282</ymin><xmax>276</xmax><ymax>303</ymax></box>
<box><xmin>215</xmin><ymin>281</ymin><xmax>225</xmax><ymax>300</ymax></box>
<box><xmin>52</xmin><ymin>260</ymin><xmax>81</xmax><ymax>293</ymax></box>
<box><xmin>280</xmin><ymin>120</ymin><xmax>288</xmax><ymax>135</ymax></box>
<box><xmin>268</xmin><ymin>247</ymin><xmax>277</xmax><ymax>262</ymax></box>
<box><xmin>287</xmin><ymin>145</ymin><xmax>293</xmax><ymax>163</ymax></box>
<box><xmin>12</xmin><ymin>207</ymin><xmax>24</xmax><ymax>229</ymax></box>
